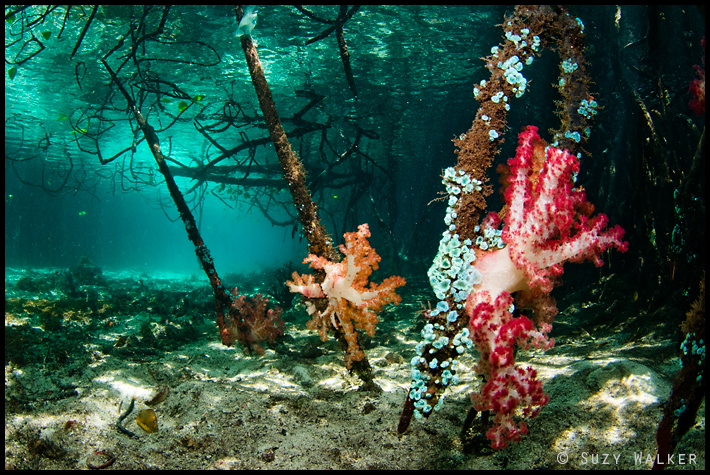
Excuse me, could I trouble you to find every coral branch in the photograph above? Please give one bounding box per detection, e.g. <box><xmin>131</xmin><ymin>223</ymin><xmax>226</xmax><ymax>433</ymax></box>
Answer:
<box><xmin>101</xmin><ymin>58</ymin><xmax>245</xmax><ymax>352</ymax></box>
<box><xmin>392</xmin><ymin>3</ymin><xmax>637</xmax><ymax>453</ymax></box>
<box><xmin>236</xmin><ymin>6</ymin><xmax>383</xmax><ymax>382</ymax></box>
<box><xmin>654</xmin><ymin>275</ymin><xmax>705</xmax><ymax>469</ymax></box>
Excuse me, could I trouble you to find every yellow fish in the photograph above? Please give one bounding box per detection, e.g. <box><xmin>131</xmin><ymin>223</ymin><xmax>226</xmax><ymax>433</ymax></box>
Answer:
<box><xmin>136</xmin><ymin>408</ymin><xmax>158</xmax><ymax>433</ymax></box>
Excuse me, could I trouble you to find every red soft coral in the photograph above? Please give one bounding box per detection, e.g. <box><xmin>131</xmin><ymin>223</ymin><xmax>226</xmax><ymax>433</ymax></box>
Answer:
<box><xmin>469</xmin><ymin>126</ymin><xmax>627</xmax><ymax>305</ymax></box>
<box><xmin>287</xmin><ymin>223</ymin><xmax>405</xmax><ymax>367</ymax></box>
<box><xmin>689</xmin><ymin>36</ymin><xmax>705</xmax><ymax>116</ymax></box>
<box><xmin>465</xmin><ymin>125</ymin><xmax>627</xmax><ymax>449</ymax></box>
<box><xmin>503</xmin><ymin>126</ymin><xmax>628</xmax><ymax>294</ymax></box>
<box><xmin>467</xmin><ymin>291</ymin><xmax>552</xmax><ymax>449</ymax></box>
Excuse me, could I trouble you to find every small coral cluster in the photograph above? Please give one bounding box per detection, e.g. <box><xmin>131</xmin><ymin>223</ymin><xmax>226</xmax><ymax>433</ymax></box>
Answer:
<box><xmin>288</xmin><ymin>223</ymin><xmax>406</xmax><ymax>367</ymax></box>
<box><xmin>689</xmin><ymin>36</ymin><xmax>705</xmax><ymax>115</ymax></box>
<box><xmin>223</xmin><ymin>288</ymin><xmax>285</xmax><ymax>355</ymax></box>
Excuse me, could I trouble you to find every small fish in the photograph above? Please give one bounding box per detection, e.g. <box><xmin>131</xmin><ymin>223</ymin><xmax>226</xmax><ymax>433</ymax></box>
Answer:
<box><xmin>237</xmin><ymin>6</ymin><xmax>258</xmax><ymax>37</ymax></box>
<box><xmin>136</xmin><ymin>408</ymin><xmax>159</xmax><ymax>433</ymax></box>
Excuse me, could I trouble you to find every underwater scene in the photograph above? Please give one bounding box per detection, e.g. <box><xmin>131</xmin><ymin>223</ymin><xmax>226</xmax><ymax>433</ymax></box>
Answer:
<box><xmin>4</xmin><ymin>5</ymin><xmax>705</xmax><ymax>470</ymax></box>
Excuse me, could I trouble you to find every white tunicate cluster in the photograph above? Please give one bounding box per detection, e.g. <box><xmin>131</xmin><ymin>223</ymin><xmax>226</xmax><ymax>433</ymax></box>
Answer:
<box><xmin>428</xmin><ymin>168</ymin><xmax>483</xmax><ymax>306</ymax></box>
<box><xmin>499</xmin><ymin>55</ymin><xmax>528</xmax><ymax>98</ymax></box>
<box><xmin>490</xmin><ymin>91</ymin><xmax>507</xmax><ymax>104</ymax></box>
<box><xmin>473</xmin><ymin>79</ymin><xmax>486</xmax><ymax>99</ymax></box>
<box><xmin>428</xmin><ymin>231</ymin><xmax>482</xmax><ymax>304</ymax></box>
<box><xmin>575</xmin><ymin>17</ymin><xmax>585</xmax><ymax>33</ymax></box>
<box><xmin>489</xmin><ymin>28</ymin><xmax>540</xmax><ymax>100</ymax></box>
<box><xmin>452</xmin><ymin>327</ymin><xmax>474</xmax><ymax>355</ymax></box>
<box><xmin>505</xmin><ymin>29</ymin><xmax>525</xmax><ymax>50</ymax></box>
<box><xmin>474</xmin><ymin>225</ymin><xmax>505</xmax><ymax>251</ymax></box>
<box><xmin>531</xmin><ymin>35</ymin><xmax>541</xmax><ymax>51</ymax></box>
<box><xmin>505</xmin><ymin>25</ymin><xmax>540</xmax><ymax>52</ymax></box>
<box><xmin>408</xmin><ymin>326</ymin><xmax>473</xmax><ymax>419</ymax></box>
<box><xmin>564</xmin><ymin>130</ymin><xmax>582</xmax><ymax>143</ymax></box>
<box><xmin>408</xmin><ymin>321</ymin><xmax>467</xmax><ymax>420</ymax></box>
<box><xmin>577</xmin><ymin>99</ymin><xmax>598</xmax><ymax>119</ymax></box>
<box><xmin>409</xmin><ymin>167</ymin><xmax>490</xmax><ymax>421</ymax></box>
<box><xmin>561</xmin><ymin>58</ymin><xmax>578</xmax><ymax>74</ymax></box>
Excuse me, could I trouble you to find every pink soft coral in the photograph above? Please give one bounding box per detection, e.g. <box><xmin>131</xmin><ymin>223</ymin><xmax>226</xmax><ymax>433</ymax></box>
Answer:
<box><xmin>288</xmin><ymin>223</ymin><xmax>406</xmax><ymax>367</ymax></box>
<box><xmin>476</xmin><ymin>125</ymin><xmax>627</xmax><ymax>302</ymax></box>
<box><xmin>465</xmin><ymin>125</ymin><xmax>627</xmax><ymax>448</ymax></box>
<box><xmin>223</xmin><ymin>288</ymin><xmax>285</xmax><ymax>356</ymax></box>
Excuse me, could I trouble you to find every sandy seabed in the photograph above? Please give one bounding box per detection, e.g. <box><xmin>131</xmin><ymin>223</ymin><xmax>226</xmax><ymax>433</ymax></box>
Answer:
<box><xmin>5</xmin><ymin>268</ymin><xmax>705</xmax><ymax>469</ymax></box>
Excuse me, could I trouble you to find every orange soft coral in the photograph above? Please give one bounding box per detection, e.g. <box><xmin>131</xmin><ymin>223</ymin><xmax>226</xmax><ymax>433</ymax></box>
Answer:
<box><xmin>287</xmin><ymin>223</ymin><xmax>406</xmax><ymax>367</ymax></box>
